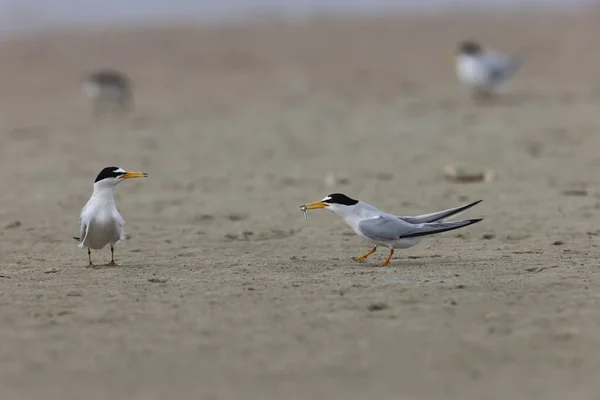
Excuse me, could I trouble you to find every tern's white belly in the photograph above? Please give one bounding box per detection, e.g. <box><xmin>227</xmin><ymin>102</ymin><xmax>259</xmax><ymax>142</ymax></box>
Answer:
<box><xmin>85</xmin><ymin>217</ymin><xmax>121</xmax><ymax>249</ymax></box>
<box><xmin>365</xmin><ymin>237</ymin><xmax>421</xmax><ymax>249</ymax></box>
<box><xmin>389</xmin><ymin>237</ymin><xmax>421</xmax><ymax>249</ymax></box>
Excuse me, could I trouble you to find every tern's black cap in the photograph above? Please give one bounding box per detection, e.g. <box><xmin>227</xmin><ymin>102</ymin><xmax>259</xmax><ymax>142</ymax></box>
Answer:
<box><xmin>323</xmin><ymin>193</ymin><xmax>359</xmax><ymax>206</ymax></box>
<box><xmin>87</xmin><ymin>70</ymin><xmax>130</xmax><ymax>86</ymax></box>
<box><xmin>95</xmin><ymin>166</ymin><xmax>125</xmax><ymax>182</ymax></box>
<box><xmin>458</xmin><ymin>41</ymin><xmax>483</xmax><ymax>55</ymax></box>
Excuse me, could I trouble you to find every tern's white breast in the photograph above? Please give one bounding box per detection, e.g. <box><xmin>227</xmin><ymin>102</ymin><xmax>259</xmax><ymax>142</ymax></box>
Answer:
<box><xmin>456</xmin><ymin>55</ymin><xmax>491</xmax><ymax>89</ymax></box>
<box><xmin>84</xmin><ymin>210</ymin><xmax>122</xmax><ymax>250</ymax></box>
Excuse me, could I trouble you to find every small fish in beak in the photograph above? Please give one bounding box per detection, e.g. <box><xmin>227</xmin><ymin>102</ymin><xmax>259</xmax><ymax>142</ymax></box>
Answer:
<box><xmin>299</xmin><ymin>205</ymin><xmax>309</xmax><ymax>220</ymax></box>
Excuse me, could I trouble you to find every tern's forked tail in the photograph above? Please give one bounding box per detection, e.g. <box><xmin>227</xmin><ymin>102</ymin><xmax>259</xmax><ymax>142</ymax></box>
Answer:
<box><xmin>400</xmin><ymin>200</ymin><xmax>482</xmax><ymax>224</ymax></box>
<box><xmin>399</xmin><ymin>218</ymin><xmax>483</xmax><ymax>239</ymax></box>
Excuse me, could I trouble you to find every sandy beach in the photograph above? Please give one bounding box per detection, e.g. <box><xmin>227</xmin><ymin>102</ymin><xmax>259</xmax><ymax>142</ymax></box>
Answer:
<box><xmin>1</xmin><ymin>11</ymin><xmax>600</xmax><ymax>399</ymax></box>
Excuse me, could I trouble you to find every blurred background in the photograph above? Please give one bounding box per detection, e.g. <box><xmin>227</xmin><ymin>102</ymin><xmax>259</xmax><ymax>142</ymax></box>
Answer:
<box><xmin>0</xmin><ymin>0</ymin><xmax>597</xmax><ymax>36</ymax></box>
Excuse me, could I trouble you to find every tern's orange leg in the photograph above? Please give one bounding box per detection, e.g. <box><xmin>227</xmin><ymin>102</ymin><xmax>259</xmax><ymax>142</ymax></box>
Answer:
<box><xmin>105</xmin><ymin>245</ymin><xmax>119</xmax><ymax>267</ymax></box>
<box><xmin>473</xmin><ymin>90</ymin><xmax>493</xmax><ymax>103</ymax></box>
<box><xmin>378</xmin><ymin>249</ymin><xmax>395</xmax><ymax>267</ymax></box>
<box><xmin>85</xmin><ymin>248</ymin><xmax>98</xmax><ymax>268</ymax></box>
<box><xmin>353</xmin><ymin>246</ymin><xmax>377</xmax><ymax>263</ymax></box>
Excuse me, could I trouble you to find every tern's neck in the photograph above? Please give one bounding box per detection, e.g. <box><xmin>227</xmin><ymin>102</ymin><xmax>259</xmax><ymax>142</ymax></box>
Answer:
<box><xmin>330</xmin><ymin>204</ymin><xmax>362</xmax><ymax>221</ymax></box>
<box><xmin>338</xmin><ymin>202</ymin><xmax>377</xmax><ymax>221</ymax></box>
<box><xmin>91</xmin><ymin>183</ymin><xmax>116</xmax><ymax>202</ymax></box>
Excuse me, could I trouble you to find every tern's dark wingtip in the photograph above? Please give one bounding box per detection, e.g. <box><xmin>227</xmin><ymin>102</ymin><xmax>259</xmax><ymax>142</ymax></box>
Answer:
<box><xmin>462</xmin><ymin>199</ymin><xmax>483</xmax><ymax>210</ymax></box>
<box><xmin>72</xmin><ymin>236</ymin><xmax>81</xmax><ymax>241</ymax></box>
<box><xmin>469</xmin><ymin>218</ymin><xmax>484</xmax><ymax>224</ymax></box>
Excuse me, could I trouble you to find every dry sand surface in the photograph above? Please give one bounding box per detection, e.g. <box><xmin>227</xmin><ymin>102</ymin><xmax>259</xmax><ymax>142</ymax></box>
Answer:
<box><xmin>1</xmin><ymin>11</ymin><xmax>600</xmax><ymax>400</ymax></box>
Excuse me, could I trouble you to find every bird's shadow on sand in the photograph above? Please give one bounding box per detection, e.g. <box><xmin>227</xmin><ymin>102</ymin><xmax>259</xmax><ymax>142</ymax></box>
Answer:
<box><xmin>345</xmin><ymin>253</ymin><xmax>491</xmax><ymax>269</ymax></box>
<box><xmin>345</xmin><ymin>257</ymin><xmax>437</xmax><ymax>269</ymax></box>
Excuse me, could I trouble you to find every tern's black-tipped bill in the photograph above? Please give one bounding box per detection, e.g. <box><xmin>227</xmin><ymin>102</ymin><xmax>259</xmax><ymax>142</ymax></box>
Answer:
<box><xmin>302</xmin><ymin>200</ymin><xmax>328</xmax><ymax>210</ymax></box>
<box><xmin>121</xmin><ymin>171</ymin><xmax>148</xmax><ymax>179</ymax></box>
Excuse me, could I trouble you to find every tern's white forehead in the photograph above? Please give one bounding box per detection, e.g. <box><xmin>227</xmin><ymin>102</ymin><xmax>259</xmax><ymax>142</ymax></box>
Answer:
<box><xmin>115</xmin><ymin>167</ymin><xmax>126</xmax><ymax>174</ymax></box>
<box><xmin>322</xmin><ymin>195</ymin><xmax>332</xmax><ymax>202</ymax></box>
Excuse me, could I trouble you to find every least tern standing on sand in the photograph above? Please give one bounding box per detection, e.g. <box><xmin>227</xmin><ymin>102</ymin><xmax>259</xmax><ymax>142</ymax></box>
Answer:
<box><xmin>74</xmin><ymin>167</ymin><xmax>147</xmax><ymax>267</ymax></box>
<box><xmin>456</xmin><ymin>41</ymin><xmax>521</xmax><ymax>98</ymax></box>
<box><xmin>301</xmin><ymin>194</ymin><xmax>482</xmax><ymax>267</ymax></box>
<box><xmin>82</xmin><ymin>70</ymin><xmax>133</xmax><ymax>115</ymax></box>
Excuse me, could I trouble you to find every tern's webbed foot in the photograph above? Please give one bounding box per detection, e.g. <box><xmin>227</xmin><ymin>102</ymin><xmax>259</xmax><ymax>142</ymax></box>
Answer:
<box><xmin>105</xmin><ymin>261</ymin><xmax>119</xmax><ymax>267</ymax></box>
<box><xmin>378</xmin><ymin>249</ymin><xmax>395</xmax><ymax>267</ymax></box>
<box><xmin>86</xmin><ymin>263</ymin><xmax>98</xmax><ymax>268</ymax></box>
<box><xmin>353</xmin><ymin>255</ymin><xmax>373</xmax><ymax>263</ymax></box>
<box><xmin>353</xmin><ymin>246</ymin><xmax>377</xmax><ymax>263</ymax></box>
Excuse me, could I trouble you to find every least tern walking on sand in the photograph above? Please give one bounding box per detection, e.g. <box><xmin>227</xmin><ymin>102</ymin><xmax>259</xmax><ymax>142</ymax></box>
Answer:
<box><xmin>73</xmin><ymin>167</ymin><xmax>147</xmax><ymax>267</ymax></box>
<box><xmin>302</xmin><ymin>194</ymin><xmax>482</xmax><ymax>267</ymax></box>
<box><xmin>456</xmin><ymin>41</ymin><xmax>521</xmax><ymax>98</ymax></box>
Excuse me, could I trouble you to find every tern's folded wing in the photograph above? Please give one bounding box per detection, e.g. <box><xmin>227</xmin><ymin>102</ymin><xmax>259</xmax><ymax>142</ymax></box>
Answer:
<box><xmin>77</xmin><ymin>211</ymin><xmax>91</xmax><ymax>247</ymax></box>
<box><xmin>484</xmin><ymin>51</ymin><xmax>521</xmax><ymax>81</ymax></box>
<box><xmin>80</xmin><ymin>220</ymin><xmax>88</xmax><ymax>243</ymax></box>
<box><xmin>357</xmin><ymin>216</ymin><xmax>417</xmax><ymax>241</ymax></box>
<box><xmin>117</xmin><ymin>214</ymin><xmax>126</xmax><ymax>242</ymax></box>
<box><xmin>359</xmin><ymin>216</ymin><xmax>483</xmax><ymax>241</ymax></box>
